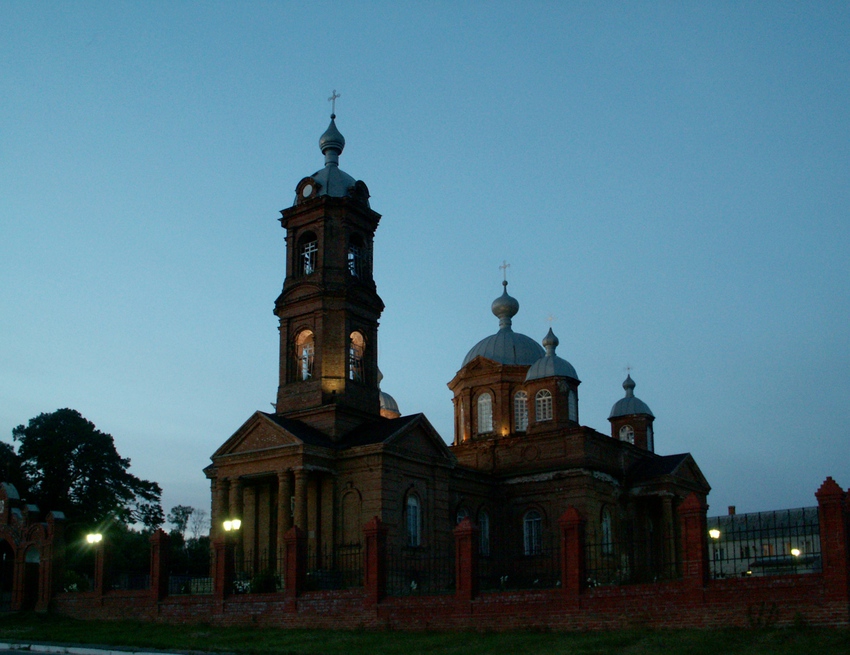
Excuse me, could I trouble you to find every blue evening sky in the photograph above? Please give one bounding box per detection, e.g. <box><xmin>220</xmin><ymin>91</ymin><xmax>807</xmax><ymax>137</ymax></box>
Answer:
<box><xmin>2</xmin><ymin>2</ymin><xmax>848</xmax><ymax>520</ymax></box>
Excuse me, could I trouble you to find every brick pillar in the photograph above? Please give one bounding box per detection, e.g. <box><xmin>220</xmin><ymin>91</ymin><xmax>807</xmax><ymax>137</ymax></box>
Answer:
<box><xmin>214</xmin><ymin>477</ymin><xmax>230</xmax><ymax>540</ymax></box>
<box><xmin>454</xmin><ymin>517</ymin><xmax>479</xmax><ymax>603</ymax></box>
<box><xmin>10</xmin><ymin>547</ymin><xmax>25</xmax><ymax>610</ymax></box>
<box><xmin>559</xmin><ymin>506</ymin><xmax>585</xmax><ymax>596</ymax></box>
<box><xmin>662</xmin><ymin>495</ymin><xmax>676</xmax><ymax>579</ymax></box>
<box><xmin>149</xmin><ymin>529</ymin><xmax>170</xmax><ymax>601</ymax></box>
<box><xmin>284</xmin><ymin>525</ymin><xmax>306</xmax><ymax>601</ymax></box>
<box><xmin>815</xmin><ymin>477</ymin><xmax>849</xmax><ymax>602</ymax></box>
<box><xmin>363</xmin><ymin>516</ymin><xmax>388</xmax><ymax>606</ymax></box>
<box><xmin>213</xmin><ymin>537</ymin><xmax>235</xmax><ymax>600</ymax></box>
<box><xmin>677</xmin><ymin>493</ymin><xmax>708</xmax><ymax>586</ymax></box>
<box><xmin>93</xmin><ymin>541</ymin><xmax>108</xmax><ymax>596</ymax></box>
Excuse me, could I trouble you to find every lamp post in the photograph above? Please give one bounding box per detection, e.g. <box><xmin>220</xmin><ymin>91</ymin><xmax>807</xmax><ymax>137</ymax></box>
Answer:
<box><xmin>86</xmin><ymin>532</ymin><xmax>106</xmax><ymax>594</ymax></box>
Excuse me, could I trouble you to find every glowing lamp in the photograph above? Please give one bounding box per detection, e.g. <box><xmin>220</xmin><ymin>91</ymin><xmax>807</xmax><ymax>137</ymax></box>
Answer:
<box><xmin>86</xmin><ymin>533</ymin><xmax>103</xmax><ymax>544</ymax></box>
<box><xmin>791</xmin><ymin>548</ymin><xmax>801</xmax><ymax>557</ymax></box>
<box><xmin>223</xmin><ymin>519</ymin><xmax>242</xmax><ymax>532</ymax></box>
<box><xmin>708</xmin><ymin>529</ymin><xmax>721</xmax><ymax>540</ymax></box>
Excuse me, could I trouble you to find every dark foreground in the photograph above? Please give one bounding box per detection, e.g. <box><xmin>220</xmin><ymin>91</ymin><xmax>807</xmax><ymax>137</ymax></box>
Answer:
<box><xmin>1</xmin><ymin>613</ymin><xmax>849</xmax><ymax>655</ymax></box>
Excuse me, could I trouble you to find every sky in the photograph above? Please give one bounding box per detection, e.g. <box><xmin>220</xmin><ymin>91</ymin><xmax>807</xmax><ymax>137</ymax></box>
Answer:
<box><xmin>1</xmin><ymin>2</ymin><xmax>848</xmax><ymax>523</ymax></box>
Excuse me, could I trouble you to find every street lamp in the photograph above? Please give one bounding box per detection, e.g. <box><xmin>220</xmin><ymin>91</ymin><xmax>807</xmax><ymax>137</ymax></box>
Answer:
<box><xmin>86</xmin><ymin>532</ymin><xmax>103</xmax><ymax>544</ymax></box>
<box><xmin>223</xmin><ymin>519</ymin><xmax>242</xmax><ymax>532</ymax></box>
<box><xmin>708</xmin><ymin>528</ymin><xmax>721</xmax><ymax>540</ymax></box>
<box><xmin>791</xmin><ymin>548</ymin><xmax>801</xmax><ymax>557</ymax></box>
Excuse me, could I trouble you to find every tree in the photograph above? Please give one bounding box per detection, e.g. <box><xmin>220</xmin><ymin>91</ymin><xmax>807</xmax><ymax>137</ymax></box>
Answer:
<box><xmin>0</xmin><ymin>441</ymin><xmax>27</xmax><ymax>496</ymax></box>
<box><xmin>188</xmin><ymin>508</ymin><xmax>210</xmax><ymax>540</ymax></box>
<box><xmin>167</xmin><ymin>505</ymin><xmax>194</xmax><ymax>538</ymax></box>
<box><xmin>11</xmin><ymin>408</ymin><xmax>163</xmax><ymax>533</ymax></box>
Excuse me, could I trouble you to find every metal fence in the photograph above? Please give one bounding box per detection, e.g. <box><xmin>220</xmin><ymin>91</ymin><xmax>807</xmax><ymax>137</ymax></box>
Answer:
<box><xmin>306</xmin><ymin>543</ymin><xmax>363</xmax><ymax>591</ymax></box>
<box><xmin>234</xmin><ymin>549</ymin><xmax>285</xmax><ymax>593</ymax></box>
<box><xmin>707</xmin><ymin>507</ymin><xmax>821</xmax><ymax>579</ymax></box>
<box><xmin>387</xmin><ymin>544</ymin><xmax>455</xmax><ymax>596</ymax></box>
<box><xmin>110</xmin><ymin>572</ymin><xmax>150</xmax><ymax>591</ymax></box>
<box><xmin>168</xmin><ymin>575</ymin><xmax>213</xmax><ymax>595</ymax></box>
<box><xmin>585</xmin><ymin>528</ymin><xmax>678</xmax><ymax>586</ymax></box>
<box><xmin>479</xmin><ymin>534</ymin><xmax>561</xmax><ymax>591</ymax></box>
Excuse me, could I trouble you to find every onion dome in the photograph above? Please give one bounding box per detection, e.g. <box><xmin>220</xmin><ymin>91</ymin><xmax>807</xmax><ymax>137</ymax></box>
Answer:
<box><xmin>525</xmin><ymin>328</ymin><xmax>579</xmax><ymax>381</ymax></box>
<box><xmin>378</xmin><ymin>369</ymin><xmax>401</xmax><ymax>419</ymax></box>
<box><xmin>294</xmin><ymin>114</ymin><xmax>368</xmax><ymax>206</ymax></box>
<box><xmin>608</xmin><ymin>375</ymin><xmax>654</xmax><ymax>418</ymax></box>
<box><xmin>462</xmin><ymin>281</ymin><xmax>544</xmax><ymax>367</ymax></box>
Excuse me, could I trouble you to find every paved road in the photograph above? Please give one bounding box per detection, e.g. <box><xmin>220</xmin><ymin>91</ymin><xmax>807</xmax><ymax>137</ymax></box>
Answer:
<box><xmin>0</xmin><ymin>644</ymin><xmax>174</xmax><ymax>655</ymax></box>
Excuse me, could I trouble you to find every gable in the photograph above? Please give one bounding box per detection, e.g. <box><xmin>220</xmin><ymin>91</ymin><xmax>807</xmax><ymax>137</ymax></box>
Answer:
<box><xmin>212</xmin><ymin>412</ymin><xmax>302</xmax><ymax>459</ymax></box>
<box><xmin>384</xmin><ymin>415</ymin><xmax>454</xmax><ymax>462</ymax></box>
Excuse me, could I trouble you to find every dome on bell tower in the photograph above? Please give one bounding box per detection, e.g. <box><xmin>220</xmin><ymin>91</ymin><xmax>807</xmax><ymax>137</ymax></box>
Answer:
<box><xmin>609</xmin><ymin>375</ymin><xmax>654</xmax><ymax>418</ymax></box>
<box><xmin>293</xmin><ymin>113</ymin><xmax>369</xmax><ymax>206</ymax></box>
<box><xmin>524</xmin><ymin>328</ymin><xmax>579</xmax><ymax>381</ymax></box>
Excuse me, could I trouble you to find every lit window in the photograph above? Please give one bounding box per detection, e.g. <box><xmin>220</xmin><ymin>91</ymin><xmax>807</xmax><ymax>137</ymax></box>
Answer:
<box><xmin>601</xmin><ymin>508</ymin><xmax>614</xmax><ymax>555</ymax></box>
<box><xmin>619</xmin><ymin>425</ymin><xmax>635</xmax><ymax>444</ymax></box>
<box><xmin>477</xmin><ymin>393</ymin><xmax>493</xmax><ymax>433</ymax></box>
<box><xmin>523</xmin><ymin>510</ymin><xmax>542</xmax><ymax>556</ymax></box>
<box><xmin>406</xmin><ymin>495</ymin><xmax>421</xmax><ymax>547</ymax></box>
<box><xmin>479</xmin><ymin>511</ymin><xmax>490</xmax><ymax>556</ymax></box>
<box><xmin>514</xmin><ymin>391</ymin><xmax>528</xmax><ymax>432</ymax></box>
<box><xmin>300</xmin><ymin>236</ymin><xmax>318</xmax><ymax>275</ymax></box>
<box><xmin>535</xmin><ymin>389</ymin><xmax>553</xmax><ymax>422</ymax></box>
<box><xmin>349</xmin><ymin>332</ymin><xmax>365</xmax><ymax>382</ymax></box>
<box><xmin>295</xmin><ymin>330</ymin><xmax>314</xmax><ymax>381</ymax></box>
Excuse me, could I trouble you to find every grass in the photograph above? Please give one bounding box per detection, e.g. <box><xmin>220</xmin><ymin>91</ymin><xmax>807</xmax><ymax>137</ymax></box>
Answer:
<box><xmin>0</xmin><ymin>613</ymin><xmax>849</xmax><ymax>655</ymax></box>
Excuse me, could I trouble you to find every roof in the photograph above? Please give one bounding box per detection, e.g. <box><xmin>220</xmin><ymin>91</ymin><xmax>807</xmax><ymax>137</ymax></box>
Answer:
<box><xmin>628</xmin><ymin>453</ymin><xmax>690</xmax><ymax>483</ymax></box>
<box><xmin>609</xmin><ymin>375</ymin><xmax>654</xmax><ymax>418</ymax></box>
<box><xmin>525</xmin><ymin>328</ymin><xmax>579</xmax><ymax>381</ymax></box>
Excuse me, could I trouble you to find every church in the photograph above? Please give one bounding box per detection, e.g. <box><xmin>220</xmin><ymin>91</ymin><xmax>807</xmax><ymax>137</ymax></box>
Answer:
<box><xmin>204</xmin><ymin>112</ymin><xmax>710</xmax><ymax>586</ymax></box>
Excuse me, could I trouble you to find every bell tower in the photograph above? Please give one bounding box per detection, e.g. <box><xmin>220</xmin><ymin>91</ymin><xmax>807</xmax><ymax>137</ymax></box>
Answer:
<box><xmin>274</xmin><ymin>112</ymin><xmax>384</xmax><ymax>438</ymax></box>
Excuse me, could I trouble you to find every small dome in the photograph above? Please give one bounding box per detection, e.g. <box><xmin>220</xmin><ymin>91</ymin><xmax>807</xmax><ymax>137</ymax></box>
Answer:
<box><xmin>525</xmin><ymin>328</ymin><xmax>579</xmax><ymax>381</ymax></box>
<box><xmin>380</xmin><ymin>390</ymin><xmax>400</xmax><ymax>416</ymax></box>
<box><xmin>609</xmin><ymin>374</ymin><xmax>654</xmax><ymax>418</ymax></box>
<box><xmin>462</xmin><ymin>282</ymin><xmax>544</xmax><ymax>367</ymax></box>
<box><xmin>319</xmin><ymin>115</ymin><xmax>345</xmax><ymax>155</ymax></box>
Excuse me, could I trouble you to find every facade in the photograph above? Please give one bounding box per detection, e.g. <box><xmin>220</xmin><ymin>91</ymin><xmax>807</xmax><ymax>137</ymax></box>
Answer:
<box><xmin>204</xmin><ymin>114</ymin><xmax>711</xmax><ymax>585</ymax></box>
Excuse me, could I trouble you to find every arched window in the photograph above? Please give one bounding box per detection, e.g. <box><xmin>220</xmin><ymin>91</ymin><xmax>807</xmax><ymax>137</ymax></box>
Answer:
<box><xmin>294</xmin><ymin>330</ymin><xmax>314</xmax><ymax>381</ymax></box>
<box><xmin>406</xmin><ymin>494</ymin><xmax>421</xmax><ymax>547</ymax></box>
<box><xmin>535</xmin><ymin>389</ymin><xmax>553</xmax><ymax>422</ymax></box>
<box><xmin>479</xmin><ymin>511</ymin><xmax>491</xmax><ymax>556</ymax></box>
<box><xmin>349</xmin><ymin>331</ymin><xmax>365</xmax><ymax>382</ymax></box>
<box><xmin>647</xmin><ymin>425</ymin><xmax>654</xmax><ymax>452</ymax></box>
<box><xmin>477</xmin><ymin>393</ymin><xmax>493</xmax><ymax>434</ymax></box>
<box><xmin>601</xmin><ymin>508</ymin><xmax>614</xmax><ymax>555</ymax></box>
<box><xmin>347</xmin><ymin>234</ymin><xmax>365</xmax><ymax>278</ymax></box>
<box><xmin>456</xmin><ymin>508</ymin><xmax>469</xmax><ymax>524</ymax></box>
<box><xmin>298</xmin><ymin>232</ymin><xmax>318</xmax><ymax>275</ymax></box>
<box><xmin>619</xmin><ymin>424</ymin><xmax>635</xmax><ymax>444</ymax></box>
<box><xmin>568</xmin><ymin>389</ymin><xmax>578</xmax><ymax>422</ymax></box>
<box><xmin>514</xmin><ymin>391</ymin><xmax>528</xmax><ymax>432</ymax></box>
<box><xmin>523</xmin><ymin>510</ymin><xmax>542</xmax><ymax>556</ymax></box>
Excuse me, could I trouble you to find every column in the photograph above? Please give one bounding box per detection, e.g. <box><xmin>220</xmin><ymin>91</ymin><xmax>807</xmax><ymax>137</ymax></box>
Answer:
<box><xmin>662</xmin><ymin>495</ymin><xmax>676</xmax><ymax>579</ymax></box>
<box><xmin>229</xmin><ymin>478</ymin><xmax>244</xmax><ymax>568</ymax></box>
<box><xmin>277</xmin><ymin>470</ymin><xmax>292</xmax><ymax>570</ymax></box>
<box><xmin>293</xmin><ymin>469</ymin><xmax>308</xmax><ymax>531</ymax></box>
<box><xmin>284</xmin><ymin>526</ymin><xmax>306</xmax><ymax>602</ymax></box>
<box><xmin>215</xmin><ymin>477</ymin><xmax>230</xmax><ymax>540</ymax></box>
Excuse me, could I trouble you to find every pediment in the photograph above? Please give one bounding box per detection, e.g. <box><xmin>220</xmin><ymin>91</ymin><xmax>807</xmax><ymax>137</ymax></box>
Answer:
<box><xmin>385</xmin><ymin>415</ymin><xmax>454</xmax><ymax>462</ymax></box>
<box><xmin>212</xmin><ymin>412</ymin><xmax>302</xmax><ymax>458</ymax></box>
<box><xmin>673</xmin><ymin>455</ymin><xmax>711</xmax><ymax>492</ymax></box>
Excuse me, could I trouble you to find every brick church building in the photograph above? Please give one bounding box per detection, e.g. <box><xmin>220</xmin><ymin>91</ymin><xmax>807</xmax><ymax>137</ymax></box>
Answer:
<box><xmin>204</xmin><ymin>113</ymin><xmax>710</xmax><ymax>584</ymax></box>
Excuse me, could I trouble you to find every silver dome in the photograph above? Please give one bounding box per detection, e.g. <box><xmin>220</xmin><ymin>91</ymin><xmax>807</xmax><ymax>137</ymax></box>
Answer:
<box><xmin>608</xmin><ymin>375</ymin><xmax>654</xmax><ymax>418</ymax></box>
<box><xmin>525</xmin><ymin>328</ymin><xmax>579</xmax><ymax>381</ymax></box>
<box><xmin>461</xmin><ymin>281</ymin><xmax>544</xmax><ymax>367</ymax></box>
<box><xmin>380</xmin><ymin>390</ymin><xmax>400</xmax><ymax>415</ymax></box>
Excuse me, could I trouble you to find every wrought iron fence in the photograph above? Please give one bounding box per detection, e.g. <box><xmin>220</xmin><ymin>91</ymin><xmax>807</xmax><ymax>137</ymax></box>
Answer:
<box><xmin>585</xmin><ymin>528</ymin><xmax>678</xmax><ymax>586</ymax></box>
<box><xmin>234</xmin><ymin>548</ymin><xmax>285</xmax><ymax>593</ymax></box>
<box><xmin>306</xmin><ymin>543</ymin><xmax>363</xmax><ymax>591</ymax></box>
<box><xmin>479</xmin><ymin>534</ymin><xmax>561</xmax><ymax>591</ymax></box>
<box><xmin>167</xmin><ymin>575</ymin><xmax>213</xmax><ymax>595</ymax></box>
<box><xmin>707</xmin><ymin>507</ymin><xmax>821</xmax><ymax>579</ymax></box>
<box><xmin>110</xmin><ymin>572</ymin><xmax>151</xmax><ymax>591</ymax></box>
<box><xmin>387</xmin><ymin>544</ymin><xmax>455</xmax><ymax>596</ymax></box>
